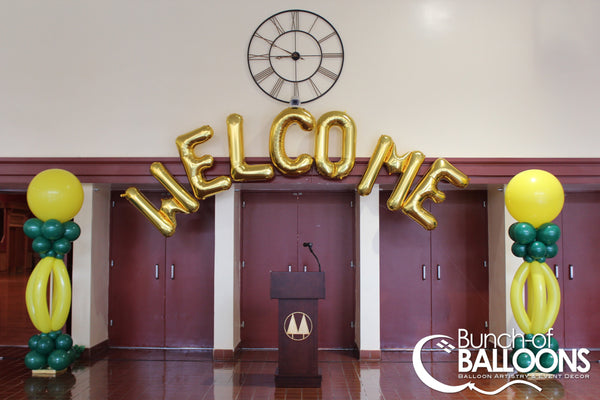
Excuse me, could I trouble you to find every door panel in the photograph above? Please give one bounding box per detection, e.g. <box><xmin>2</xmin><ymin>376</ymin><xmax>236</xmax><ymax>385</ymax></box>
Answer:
<box><xmin>241</xmin><ymin>192</ymin><xmax>298</xmax><ymax>348</ymax></box>
<box><xmin>380</xmin><ymin>190</ymin><xmax>488</xmax><ymax>349</ymax></box>
<box><xmin>110</xmin><ymin>192</ymin><xmax>215</xmax><ymax>348</ymax></box>
<box><xmin>165</xmin><ymin>198</ymin><xmax>215</xmax><ymax>348</ymax></box>
<box><xmin>562</xmin><ymin>191</ymin><xmax>600</xmax><ymax>348</ymax></box>
<box><xmin>380</xmin><ymin>193</ymin><xmax>431</xmax><ymax>348</ymax></box>
<box><xmin>241</xmin><ymin>191</ymin><xmax>356</xmax><ymax>349</ymax></box>
<box><xmin>299</xmin><ymin>192</ymin><xmax>355</xmax><ymax>349</ymax></box>
<box><xmin>431</xmin><ymin>191</ymin><xmax>488</xmax><ymax>339</ymax></box>
<box><xmin>109</xmin><ymin>192</ymin><xmax>166</xmax><ymax>347</ymax></box>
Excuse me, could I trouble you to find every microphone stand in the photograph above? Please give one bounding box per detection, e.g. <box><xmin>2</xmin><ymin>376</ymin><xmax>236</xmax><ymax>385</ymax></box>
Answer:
<box><xmin>303</xmin><ymin>242</ymin><xmax>322</xmax><ymax>272</ymax></box>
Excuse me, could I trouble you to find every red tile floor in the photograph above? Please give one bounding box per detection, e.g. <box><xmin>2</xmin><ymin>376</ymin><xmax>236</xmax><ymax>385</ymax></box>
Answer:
<box><xmin>1</xmin><ymin>347</ymin><xmax>599</xmax><ymax>399</ymax></box>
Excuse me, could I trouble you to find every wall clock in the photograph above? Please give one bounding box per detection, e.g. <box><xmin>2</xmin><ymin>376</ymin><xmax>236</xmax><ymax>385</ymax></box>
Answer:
<box><xmin>247</xmin><ymin>9</ymin><xmax>344</xmax><ymax>105</ymax></box>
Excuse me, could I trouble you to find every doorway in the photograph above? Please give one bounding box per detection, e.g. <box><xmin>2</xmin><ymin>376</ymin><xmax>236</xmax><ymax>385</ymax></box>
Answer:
<box><xmin>109</xmin><ymin>191</ymin><xmax>215</xmax><ymax>348</ymax></box>
<box><xmin>380</xmin><ymin>190</ymin><xmax>489</xmax><ymax>349</ymax></box>
<box><xmin>240</xmin><ymin>191</ymin><xmax>356</xmax><ymax>349</ymax></box>
<box><xmin>0</xmin><ymin>194</ymin><xmax>38</xmax><ymax>346</ymax></box>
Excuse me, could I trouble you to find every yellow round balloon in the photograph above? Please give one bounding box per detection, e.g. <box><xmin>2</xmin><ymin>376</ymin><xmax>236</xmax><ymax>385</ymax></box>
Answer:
<box><xmin>27</xmin><ymin>169</ymin><xmax>84</xmax><ymax>222</ymax></box>
<box><xmin>505</xmin><ymin>169</ymin><xmax>564</xmax><ymax>228</ymax></box>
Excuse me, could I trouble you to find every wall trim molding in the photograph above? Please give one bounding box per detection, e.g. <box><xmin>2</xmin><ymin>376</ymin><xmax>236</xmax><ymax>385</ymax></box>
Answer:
<box><xmin>1</xmin><ymin>157</ymin><xmax>600</xmax><ymax>186</ymax></box>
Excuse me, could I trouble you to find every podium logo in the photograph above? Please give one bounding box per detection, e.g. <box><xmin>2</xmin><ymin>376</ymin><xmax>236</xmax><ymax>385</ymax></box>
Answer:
<box><xmin>284</xmin><ymin>312</ymin><xmax>313</xmax><ymax>341</ymax></box>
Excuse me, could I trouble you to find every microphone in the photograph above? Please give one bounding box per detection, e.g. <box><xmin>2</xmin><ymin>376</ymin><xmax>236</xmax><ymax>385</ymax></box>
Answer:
<box><xmin>302</xmin><ymin>241</ymin><xmax>321</xmax><ymax>272</ymax></box>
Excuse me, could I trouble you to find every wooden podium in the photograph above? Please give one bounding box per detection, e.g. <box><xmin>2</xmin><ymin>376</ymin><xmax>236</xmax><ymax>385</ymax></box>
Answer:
<box><xmin>270</xmin><ymin>271</ymin><xmax>325</xmax><ymax>388</ymax></box>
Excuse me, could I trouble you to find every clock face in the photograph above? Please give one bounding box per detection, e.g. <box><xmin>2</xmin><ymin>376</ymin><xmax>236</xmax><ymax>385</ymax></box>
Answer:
<box><xmin>247</xmin><ymin>10</ymin><xmax>344</xmax><ymax>104</ymax></box>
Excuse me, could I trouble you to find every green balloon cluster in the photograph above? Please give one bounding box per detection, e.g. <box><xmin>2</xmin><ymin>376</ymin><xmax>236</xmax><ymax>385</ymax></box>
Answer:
<box><xmin>509</xmin><ymin>222</ymin><xmax>560</xmax><ymax>263</ymax></box>
<box><xmin>23</xmin><ymin>218</ymin><xmax>81</xmax><ymax>259</ymax></box>
<box><xmin>24</xmin><ymin>331</ymin><xmax>84</xmax><ymax>371</ymax></box>
<box><xmin>511</xmin><ymin>334</ymin><xmax>560</xmax><ymax>374</ymax></box>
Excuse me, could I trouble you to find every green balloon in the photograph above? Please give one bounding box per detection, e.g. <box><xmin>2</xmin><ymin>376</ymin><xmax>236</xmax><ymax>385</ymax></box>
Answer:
<box><xmin>508</xmin><ymin>223</ymin><xmax>519</xmax><ymax>241</ymax></box>
<box><xmin>536</xmin><ymin>223</ymin><xmax>561</xmax><ymax>245</ymax></box>
<box><xmin>546</xmin><ymin>243</ymin><xmax>559</xmax><ymax>259</ymax></box>
<box><xmin>524</xmin><ymin>255</ymin><xmax>534</xmax><ymax>263</ymax></box>
<box><xmin>527</xmin><ymin>241</ymin><xmax>547</xmax><ymax>259</ymax></box>
<box><xmin>531</xmin><ymin>335</ymin><xmax>547</xmax><ymax>352</ymax></box>
<box><xmin>513</xmin><ymin>222</ymin><xmax>536</xmax><ymax>245</ymax></box>
<box><xmin>36</xmin><ymin>335</ymin><xmax>55</xmax><ymax>355</ymax></box>
<box><xmin>515</xmin><ymin>351</ymin><xmax>533</xmax><ymax>370</ymax></box>
<box><xmin>24</xmin><ymin>351</ymin><xmax>47</xmax><ymax>370</ymax></box>
<box><xmin>55</xmin><ymin>334</ymin><xmax>73</xmax><ymax>351</ymax></box>
<box><xmin>513</xmin><ymin>336</ymin><xmax>526</xmax><ymax>350</ymax></box>
<box><xmin>32</xmin><ymin>236</ymin><xmax>52</xmax><ymax>254</ymax></box>
<box><xmin>63</xmin><ymin>221</ymin><xmax>81</xmax><ymax>241</ymax></box>
<box><xmin>47</xmin><ymin>349</ymin><xmax>71</xmax><ymax>371</ymax></box>
<box><xmin>539</xmin><ymin>351</ymin><xmax>559</xmax><ymax>373</ymax></box>
<box><xmin>53</xmin><ymin>238</ymin><xmax>72</xmax><ymax>255</ymax></box>
<box><xmin>548</xmin><ymin>337</ymin><xmax>559</xmax><ymax>351</ymax></box>
<box><xmin>66</xmin><ymin>348</ymin><xmax>77</xmax><ymax>363</ymax></box>
<box><xmin>41</xmin><ymin>219</ymin><xmax>65</xmax><ymax>241</ymax></box>
<box><xmin>28</xmin><ymin>334</ymin><xmax>41</xmax><ymax>350</ymax></box>
<box><xmin>23</xmin><ymin>218</ymin><xmax>43</xmax><ymax>239</ymax></box>
<box><xmin>511</xmin><ymin>243</ymin><xmax>527</xmax><ymax>258</ymax></box>
<box><xmin>48</xmin><ymin>330</ymin><xmax>61</xmax><ymax>340</ymax></box>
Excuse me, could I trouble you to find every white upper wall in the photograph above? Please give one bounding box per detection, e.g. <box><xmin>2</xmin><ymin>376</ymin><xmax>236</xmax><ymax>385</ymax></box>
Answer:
<box><xmin>1</xmin><ymin>0</ymin><xmax>599</xmax><ymax>159</ymax></box>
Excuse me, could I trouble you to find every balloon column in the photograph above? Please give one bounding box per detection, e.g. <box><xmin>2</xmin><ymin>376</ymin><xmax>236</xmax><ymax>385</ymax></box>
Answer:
<box><xmin>23</xmin><ymin>169</ymin><xmax>85</xmax><ymax>371</ymax></box>
<box><xmin>505</xmin><ymin>169</ymin><xmax>564</xmax><ymax>373</ymax></box>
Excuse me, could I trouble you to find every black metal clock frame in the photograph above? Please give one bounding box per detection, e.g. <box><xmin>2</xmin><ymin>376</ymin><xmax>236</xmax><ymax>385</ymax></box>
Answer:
<box><xmin>247</xmin><ymin>9</ymin><xmax>344</xmax><ymax>104</ymax></box>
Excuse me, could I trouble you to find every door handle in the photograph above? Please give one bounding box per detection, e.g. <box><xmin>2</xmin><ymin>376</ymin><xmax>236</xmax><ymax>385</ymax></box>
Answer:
<box><xmin>170</xmin><ymin>264</ymin><xmax>175</xmax><ymax>280</ymax></box>
<box><xmin>554</xmin><ymin>265</ymin><xmax>559</xmax><ymax>279</ymax></box>
<box><xmin>437</xmin><ymin>265</ymin><xmax>441</xmax><ymax>280</ymax></box>
<box><xmin>422</xmin><ymin>265</ymin><xmax>427</xmax><ymax>280</ymax></box>
<box><xmin>288</xmin><ymin>265</ymin><xmax>292</xmax><ymax>272</ymax></box>
<box><xmin>303</xmin><ymin>265</ymin><xmax>307</xmax><ymax>272</ymax></box>
<box><xmin>154</xmin><ymin>264</ymin><xmax>159</xmax><ymax>280</ymax></box>
<box><xmin>569</xmin><ymin>265</ymin><xmax>574</xmax><ymax>280</ymax></box>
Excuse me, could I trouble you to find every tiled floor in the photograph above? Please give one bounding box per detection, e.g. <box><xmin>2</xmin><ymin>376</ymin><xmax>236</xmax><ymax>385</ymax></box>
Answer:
<box><xmin>0</xmin><ymin>347</ymin><xmax>599</xmax><ymax>399</ymax></box>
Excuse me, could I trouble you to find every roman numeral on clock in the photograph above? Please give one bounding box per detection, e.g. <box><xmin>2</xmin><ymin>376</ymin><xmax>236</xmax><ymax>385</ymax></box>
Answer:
<box><xmin>253</xmin><ymin>67</ymin><xmax>274</xmax><ymax>83</ymax></box>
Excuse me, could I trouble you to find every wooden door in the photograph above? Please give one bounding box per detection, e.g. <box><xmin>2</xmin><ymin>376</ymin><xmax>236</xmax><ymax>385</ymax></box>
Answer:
<box><xmin>241</xmin><ymin>192</ymin><xmax>298</xmax><ymax>348</ymax></box>
<box><xmin>164</xmin><ymin>198</ymin><xmax>215</xmax><ymax>348</ymax></box>
<box><xmin>240</xmin><ymin>191</ymin><xmax>356</xmax><ymax>349</ymax></box>
<box><xmin>109</xmin><ymin>192</ymin><xmax>166</xmax><ymax>347</ymax></box>
<box><xmin>109</xmin><ymin>192</ymin><xmax>215</xmax><ymax>348</ymax></box>
<box><xmin>299</xmin><ymin>192</ymin><xmax>355</xmax><ymax>349</ymax></box>
<box><xmin>431</xmin><ymin>191</ymin><xmax>489</xmax><ymax>339</ymax></box>
<box><xmin>562</xmin><ymin>191</ymin><xmax>600</xmax><ymax>348</ymax></box>
<box><xmin>380</xmin><ymin>193</ymin><xmax>431</xmax><ymax>349</ymax></box>
<box><xmin>380</xmin><ymin>190</ymin><xmax>488</xmax><ymax>348</ymax></box>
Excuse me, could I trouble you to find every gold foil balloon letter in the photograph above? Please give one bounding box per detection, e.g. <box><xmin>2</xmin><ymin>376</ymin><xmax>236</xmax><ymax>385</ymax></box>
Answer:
<box><xmin>402</xmin><ymin>158</ymin><xmax>469</xmax><ymax>230</ymax></box>
<box><xmin>269</xmin><ymin>108</ymin><xmax>315</xmax><ymax>176</ymax></box>
<box><xmin>122</xmin><ymin>162</ymin><xmax>199</xmax><ymax>237</ymax></box>
<box><xmin>314</xmin><ymin>111</ymin><xmax>356</xmax><ymax>179</ymax></box>
<box><xmin>357</xmin><ymin>135</ymin><xmax>425</xmax><ymax>210</ymax></box>
<box><xmin>227</xmin><ymin>113</ymin><xmax>274</xmax><ymax>181</ymax></box>
<box><xmin>176</xmin><ymin>126</ymin><xmax>232</xmax><ymax>200</ymax></box>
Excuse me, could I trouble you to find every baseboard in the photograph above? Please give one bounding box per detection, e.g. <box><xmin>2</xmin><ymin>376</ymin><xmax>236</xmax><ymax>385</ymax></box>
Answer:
<box><xmin>359</xmin><ymin>350</ymin><xmax>382</xmax><ymax>361</ymax></box>
<box><xmin>213</xmin><ymin>343</ymin><xmax>241</xmax><ymax>362</ymax></box>
<box><xmin>80</xmin><ymin>339</ymin><xmax>109</xmax><ymax>362</ymax></box>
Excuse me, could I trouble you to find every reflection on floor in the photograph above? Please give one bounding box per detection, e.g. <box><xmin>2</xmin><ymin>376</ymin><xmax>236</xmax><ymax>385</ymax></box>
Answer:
<box><xmin>0</xmin><ymin>348</ymin><xmax>598</xmax><ymax>399</ymax></box>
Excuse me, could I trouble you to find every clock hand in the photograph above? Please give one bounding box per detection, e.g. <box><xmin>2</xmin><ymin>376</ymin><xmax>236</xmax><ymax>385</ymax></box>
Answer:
<box><xmin>254</xmin><ymin>33</ymin><xmax>294</xmax><ymax>55</ymax></box>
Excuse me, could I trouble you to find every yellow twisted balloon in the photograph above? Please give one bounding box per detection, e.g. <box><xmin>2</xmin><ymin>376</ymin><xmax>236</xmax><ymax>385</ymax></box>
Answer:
<box><xmin>510</xmin><ymin>261</ymin><xmax>561</xmax><ymax>334</ymax></box>
<box><xmin>25</xmin><ymin>257</ymin><xmax>72</xmax><ymax>332</ymax></box>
